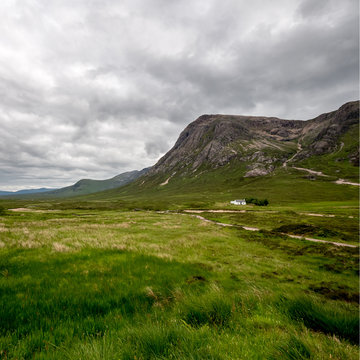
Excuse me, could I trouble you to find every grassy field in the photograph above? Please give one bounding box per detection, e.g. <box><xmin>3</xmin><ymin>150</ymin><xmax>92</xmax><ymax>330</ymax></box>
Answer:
<box><xmin>0</xmin><ymin>204</ymin><xmax>358</xmax><ymax>359</ymax></box>
<box><xmin>197</xmin><ymin>202</ymin><xmax>359</xmax><ymax>246</ymax></box>
<box><xmin>2</xmin><ymin>167</ymin><xmax>358</xmax><ymax>213</ymax></box>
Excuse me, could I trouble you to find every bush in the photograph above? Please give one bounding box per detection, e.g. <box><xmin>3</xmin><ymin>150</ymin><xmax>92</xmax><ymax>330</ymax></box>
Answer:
<box><xmin>245</xmin><ymin>197</ymin><xmax>269</xmax><ymax>206</ymax></box>
<box><xmin>0</xmin><ymin>206</ymin><xmax>6</xmax><ymax>216</ymax></box>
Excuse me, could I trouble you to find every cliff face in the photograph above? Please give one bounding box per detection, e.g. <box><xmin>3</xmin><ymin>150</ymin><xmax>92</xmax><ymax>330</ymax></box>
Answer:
<box><xmin>148</xmin><ymin>101</ymin><xmax>358</xmax><ymax>179</ymax></box>
<box><xmin>300</xmin><ymin>101</ymin><xmax>359</xmax><ymax>156</ymax></box>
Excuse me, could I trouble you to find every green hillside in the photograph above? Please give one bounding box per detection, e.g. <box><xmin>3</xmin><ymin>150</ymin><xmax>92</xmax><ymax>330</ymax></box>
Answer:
<box><xmin>297</xmin><ymin>124</ymin><xmax>359</xmax><ymax>181</ymax></box>
<box><xmin>0</xmin><ymin>102</ymin><xmax>358</xmax><ymax>359</ymax></box>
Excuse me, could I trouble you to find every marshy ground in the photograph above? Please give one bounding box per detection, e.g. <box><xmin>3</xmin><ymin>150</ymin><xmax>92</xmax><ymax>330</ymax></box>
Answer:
<box><xmin>0</xmin><ymin>202</ymin><xmax>358</xmax><ymax>359</ymax></box>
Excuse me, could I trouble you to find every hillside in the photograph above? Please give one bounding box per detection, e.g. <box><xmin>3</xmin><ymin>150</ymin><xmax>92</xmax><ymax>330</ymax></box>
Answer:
<box><xmin>0</xmin><ymin>188</ymin><xmax>56</xmax><ymax>196</ymax></box>
<box><xmin>0</xmin><ymin>168</ymin><xmax>150</xmax><ymax>199</ymax></box>
<box><xmin>46</xmin><ymin>168</ymin><xmax>150</xmax><ymax>197</ymax></box>
<box><xmin>76</xmin><ymin>101</ymin><xmax>358</xmax><ymax>209</ymax></box>
<box><xmin>147</xmin><ymin>101</ymin><xmax>358</xmax><ymax>181</ymax></box>
<box><xmin>4</xmin><ymin>101</ymin><xmax>357</xmax><ymax>209</ymax></box>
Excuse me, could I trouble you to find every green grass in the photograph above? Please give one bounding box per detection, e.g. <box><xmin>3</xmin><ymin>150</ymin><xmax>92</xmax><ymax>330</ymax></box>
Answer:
<box><xmin>297</xmin><ymin>124</ymin><xmax>359</xmax><ymax>180</ymax></box>
<box><xmin>0</xmin><ymin>206</ymin><xmax>358</xmax><ymax>359</ymax></box>
<box><xmin>284</xmin><ymin>296</ymin><xmax>359</xmax><ymax>344</ymax></box>
<box><xmin>1</xmin><ymin>166</ymin><xmax>357</xmax><ymax>213</ymax></box>
<box><xmin>199</xmin><ymin>206</ymin><xmax>359</xmax><ymax>245</ymax></box>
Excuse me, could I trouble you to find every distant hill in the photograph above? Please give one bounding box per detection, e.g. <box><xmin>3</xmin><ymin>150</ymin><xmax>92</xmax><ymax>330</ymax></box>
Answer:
<box><xmin>0</xmin><ymin>188</ymin><xmax>57</xmax><ymax>196</ymax></box>
<box><xmin>0</xmin><ymin>168</ymin><xmax>150</xmax><ymax>199</ymax></box>
<box><xmin>44</xmin><ymin>168</ymin><xmax>150</xmax><ymax>197</ymax></box>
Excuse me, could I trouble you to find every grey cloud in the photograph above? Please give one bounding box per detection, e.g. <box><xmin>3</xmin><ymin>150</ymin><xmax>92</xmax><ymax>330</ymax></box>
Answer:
<box><xmin>0</xmin><ymin>0</ymin><xmax>358</xmax><ymax>190</ymax></box>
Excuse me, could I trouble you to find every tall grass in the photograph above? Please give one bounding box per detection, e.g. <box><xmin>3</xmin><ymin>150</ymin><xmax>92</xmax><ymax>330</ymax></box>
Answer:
<box><xmin>283</xmin><ymin>296</ymin><xmax>359</xmax><ymax>344</ymax></box>
<box><xmin>0</xmin><ymin>209</ymin><xmax>358</xmax><ymax>359</ymax></box>
<box><xmin>181</xmin><ymin>290</ymin><xmax>233</xmax><ymax>328</ymax></box>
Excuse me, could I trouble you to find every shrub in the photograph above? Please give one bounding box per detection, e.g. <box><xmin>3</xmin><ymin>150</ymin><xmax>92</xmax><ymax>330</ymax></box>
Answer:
<box><xmin>245</xmin><ymin>197</ymin><xmax>269</xmax><ymax>206</ymax></box>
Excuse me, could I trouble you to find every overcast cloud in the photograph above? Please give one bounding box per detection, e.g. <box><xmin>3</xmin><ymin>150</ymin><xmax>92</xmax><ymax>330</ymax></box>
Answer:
<box><xmin>0</xmin><ymin>0</ymin><xmax>358</xmax><ymax>190</ymax></box>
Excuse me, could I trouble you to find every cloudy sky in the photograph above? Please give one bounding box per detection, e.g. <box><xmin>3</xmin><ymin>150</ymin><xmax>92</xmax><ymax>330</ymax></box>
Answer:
<box><xmin>0</xmin><ymin>0</ymin><xmax>358</xmax><ymax>190</ymax></box>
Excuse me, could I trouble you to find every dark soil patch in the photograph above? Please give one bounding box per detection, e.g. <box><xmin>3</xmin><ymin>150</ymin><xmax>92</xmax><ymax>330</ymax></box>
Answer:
<box><xmin>273</xmin><ymin>224</ymin><xmax>343</xmax><ymax>239</ymax></box>
<box><xmin>186</xmin><ymin>275</ymin><xmax>207</xmax><ymax>284</ymax></box>
<box><xmin>308</xmin><ymin>282</ymin><xmax>359</xmax><ymax>303</ymax></box>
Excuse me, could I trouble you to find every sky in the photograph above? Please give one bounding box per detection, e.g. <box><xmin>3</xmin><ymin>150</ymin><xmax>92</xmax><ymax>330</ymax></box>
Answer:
<box><xmin>0</xmin><ymin>0</ymin><xmax>358</xmax><ymax>191</ymax></box>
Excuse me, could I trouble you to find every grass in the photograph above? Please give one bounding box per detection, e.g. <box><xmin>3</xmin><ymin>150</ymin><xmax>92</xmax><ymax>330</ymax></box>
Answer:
<box><xmin>284</xmin><ymin>296</ymin><xmax>359</xmax><ymax>344</ymax></box>
<box><xmin>1</xmin><ymin>158</ymin><xmax>357</xmax><ymax>212</ymax></box>
<box><xmin>297</xmin><ymin>124</ymin><xmax>359</xmax><ymax>181</ymax></box>
<box><xmin>0</xmin><ymin>204</ymin><xmax>358</xmax><ymax>359</ymax></box>
<box><xmin>198</xmin><ymin>204</ymin><xmax>359</xmax><ymax>245</ymax></box>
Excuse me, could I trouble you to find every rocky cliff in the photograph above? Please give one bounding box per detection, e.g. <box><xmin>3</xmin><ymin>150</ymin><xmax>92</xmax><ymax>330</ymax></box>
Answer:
<box><xmin>148</xmin><ymin>101</ymin><xmax>358</xmax><ymax>180</ymax></box>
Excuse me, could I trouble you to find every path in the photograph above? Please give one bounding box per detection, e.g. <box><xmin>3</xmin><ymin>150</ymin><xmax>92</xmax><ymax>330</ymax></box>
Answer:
<box><xmin>292</xmin><ymin>168</ymin><xmax>360</xmax><ymax>186</ymax></box>
<box><xmin>184</xmin><ymin>209</ymin><xmax>354</xmax><ymax>219</ymax></box>
<box><xmin>160</xmin><ymin>172</ymin><xmax>176</xmax><ymax>186</ymax></box>
<box><xmin>335</xmin><ymin>178</ymin><xmax>360</xmax><ymax>186</ymax></box>
<box><xmin>292</xmin><ymin>167</ymin><xmax>329</xmax><ymax>177</ymax></box>
<box><xmin>282</xmin><ymin>142</ymin><xmax>359</xmax><ymax>186</ymax></box>
<box><xmin>183</xmin><ymin>209</ymin><xmax>246</xmax><ymax>214</ymax></box>
<box><xmin>183</xmin><ymin>213</ymin><xmax>357</xmax><ymax>248</ymax></box>
<box><xmin>283</xmin><ymin>143</ymin><xmax>302</xmax><ymax>167</ymax></box>
<box><xmin>336</xmin><ymin>142</ymin><xmax>344</xmax><ymax>153</ymax></box>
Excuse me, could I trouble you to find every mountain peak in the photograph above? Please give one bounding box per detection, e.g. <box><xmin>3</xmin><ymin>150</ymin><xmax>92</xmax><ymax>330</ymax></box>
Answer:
<box><xmin>148</xmin><ymin>101</ymin><xmax>359</xmax><ymax>180</ymax></box>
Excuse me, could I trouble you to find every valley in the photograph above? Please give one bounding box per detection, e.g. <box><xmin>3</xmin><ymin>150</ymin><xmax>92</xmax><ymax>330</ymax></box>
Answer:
<box><xmin>0</xmin><ymin>101</ymin><xmax>358</xmax><ymax>359</ymax></box>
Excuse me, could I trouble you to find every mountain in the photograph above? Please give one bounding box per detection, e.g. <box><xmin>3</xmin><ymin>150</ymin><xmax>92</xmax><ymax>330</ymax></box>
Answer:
<box><xmin>0</xmin><ymin>188</ymin><xmax>57</xmax><ymax>196</ymax></box>
<box><xmin>81</xmin><ymin>101</ymin><xmax>358</xmax><ymax>209</ymax></box>
<box><xmin>0</xmin><ymin>168</ymin><xmax>150</xmax><ymax>199</ymax></box>
<box><xmin>4</xmin><ymin>102</ymin><xmax>356</xmax><ymax>208</ymax></box>
<box><xmin>145</xmin><ymin>100</ymin><xmax>359</xmax><ymax>182</ymax></box>
<box><xmin>46</xmin><ymin>168</ymin><xmax>150</xmax><ymax>197</ymax></box>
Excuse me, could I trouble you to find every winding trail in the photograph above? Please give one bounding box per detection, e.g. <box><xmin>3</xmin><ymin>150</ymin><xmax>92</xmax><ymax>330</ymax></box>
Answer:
<box><xmin>334</xmin><ymin>179</ymin><xmax>360</xmax><ymax>186</ymax></box>
<box><xmin>182</xmin><ymin>213</ymin><xmax>357</xmax><ymax>248</ymax></box>
<box><xmin>282</xmin><ymin>141</ymin><xmax>360</xmax><ymax>186</ymax></box>
<box><xmin>292</xmin><ymin>167</ymin><xmax>329</xmax><ymax>177</ymax></box>
<box><xmin>283</xmin><ymin>143</ymin><xmax>302</xmax><ymax>167</ymax></box>
<box><xmin>337</xmin><ymin>142</ymin><xmax>344</xmax><ymax>153</ymax></box>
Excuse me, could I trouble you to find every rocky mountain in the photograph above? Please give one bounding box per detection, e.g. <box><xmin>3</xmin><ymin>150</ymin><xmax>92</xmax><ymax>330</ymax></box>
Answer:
<box><xmin>146</xmin><ymin>101</ymin><xmax>359</xmax><ymax>181</ymax></box>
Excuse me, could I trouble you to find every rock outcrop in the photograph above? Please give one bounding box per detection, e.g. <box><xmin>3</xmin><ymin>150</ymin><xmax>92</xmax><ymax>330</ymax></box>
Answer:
<box><xmin>148</xmin><ymin>101</ymin><xmax>359</xmax><ymax>179</ymax></box>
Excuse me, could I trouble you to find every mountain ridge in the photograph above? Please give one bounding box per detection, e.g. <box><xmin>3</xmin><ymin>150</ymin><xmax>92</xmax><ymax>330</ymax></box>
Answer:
<box><xmin>146</xmin><ymin>101</ymin><xmax>358</xmax><ymax>182</ymax></box>
<box><xmin>0</xmin><ymin>188</ymin><xmax>57</xmax><ymax>196</ymax></box>
<box><xmin>0</xmin><ymin>168</ymin><xmax>150</xmax><ymax>199</ymax></box>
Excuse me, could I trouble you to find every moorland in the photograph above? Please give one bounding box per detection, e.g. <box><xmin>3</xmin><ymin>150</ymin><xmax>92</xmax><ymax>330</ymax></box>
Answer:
<box><xmin>0</xmin><ymin>101</ymin><xmax>358</xmax><ymax>359</ymax></box>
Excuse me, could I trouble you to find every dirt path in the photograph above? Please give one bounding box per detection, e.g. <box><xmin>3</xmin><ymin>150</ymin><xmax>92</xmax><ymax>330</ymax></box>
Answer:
<box><xmin>334</xmin><ymin>178</ymin><xmax>360</xmax><ymax>186</ymax></box>
<box><xmin>283</xmin><ymin>143</ymin><xmax>302</xmax><ymax>167</ymax></box>
<box><xmin>183</xmin><ymin>209</ymin><xmax>246</xmax><ymax>214</ymax></box>
<box><xmin>292</xmin><ymin>167</ymin><xmax>359</xmax><ymax>186</ymax></box>
<box><xmin>292</xmin><ymin>167</ymin><xmax>329</xmax><ymax>177</ymax></box>
<box><xmin>282</xmin><ymin>142</ymin><xmax>359</xmax><ymax>186</ymax></box>
<box><xmin>336</xmin><ymin>142</ymin><xmax>344</xmax><ymax>153</ymax></box>
<box><xmin>160</xmin><ymin>172</ymin><xmax>176</xmax><ymax>186</ymax></box>
<box><xmin>299</xmin><ymin>212</ymin><xmax>335</xmax><ymax>218</ymax></box>
<box><xmin>185</xmin><ymin>213</ymin><xmax>357</xmax><ymax>248</ymax></box>
<box><xmin>292</xmin><ymin>168</ymin><xmax>360</xmax><ymax>186</ymax></box>
<box><xmin>9</xmin><ymin>208</ymin><xmax>59</xmax><ymax>213</ymax></box>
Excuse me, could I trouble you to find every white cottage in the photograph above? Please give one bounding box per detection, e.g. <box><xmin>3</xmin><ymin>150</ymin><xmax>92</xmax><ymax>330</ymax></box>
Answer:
<box><xmin>230</xmin><ymin>199</ymin><xmax>246</xmax><ymax>205</ymax></box>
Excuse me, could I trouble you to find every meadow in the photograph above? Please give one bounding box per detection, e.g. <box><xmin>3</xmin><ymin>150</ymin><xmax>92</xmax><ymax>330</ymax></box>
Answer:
<box><xmin>0</xmin><ymin>202</ymin><xmax>358</xmax><ymax>359</ymax></box>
